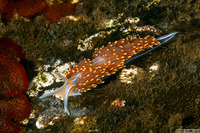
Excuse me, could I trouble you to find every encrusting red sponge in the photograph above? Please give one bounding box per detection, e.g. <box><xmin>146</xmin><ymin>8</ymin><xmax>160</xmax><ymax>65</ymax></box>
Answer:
<box><xmin>0</xmin><ymin>0</ymin><xmax>77</xmax><ymax>23</ymax></box>
<box><xmin>0</xmin><ymin>92</ymin><xmax>30</xmax><ymax>133</ymax></box>
<box><xmin>0</xmin><ymin>92</ymin><xmax>31</xmax><ymax>121</ymax></box>
<box><xmin>16</xmin><ymin>0</ymin><xmax>48</xmax><ymax>18</ymax></box>
<box><xmin>0</xmin><ymin>0</ymin><xmax>16</xmax><ymax>23</ymax></box>
<box><xmin>43</xmin><ymin>2</ymin><xmax>76</xmax><ymax>23</ymax></box>
<box><xmin>0</xmin><ymin>37</ymin><xmax>25</xmax><ymax>60</ymax></box>
<box><xmin>0</xmin><ymin>38</ymin><xmax>30</xmax><ymax>133</ymax></box>
<box><xmin>0</xmin><ymin>115</ymin><xmax>21</xmax><ymax>133</ymax></box>
<box><xmin>0</xmin><ymin>54</ymin><xmax>29</xmax><ymax>95</ymax></box>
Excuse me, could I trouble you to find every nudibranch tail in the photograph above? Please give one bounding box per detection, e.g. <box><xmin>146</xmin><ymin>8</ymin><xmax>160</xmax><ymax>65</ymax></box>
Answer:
<box><xmin>124</xmin><ymin>32</ymin><xmax>178</xmax><ymax>64</ymax></box>
<box><xmin>39</xmin><ymin>32</ymin><xmax>177</xmax><ymax>115</ymax></box>
<box><xmin>156</xmin><ymin>32</ymin><xmax>178</xmax><ymax>44</ymax></box>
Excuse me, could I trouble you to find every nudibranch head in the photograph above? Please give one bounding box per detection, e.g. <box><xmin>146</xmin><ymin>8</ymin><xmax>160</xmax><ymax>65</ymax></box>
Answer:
<box><xmin>39</xmin><ymin>74</ymin><xmax>82</xmax><ymax>115</ymax></box>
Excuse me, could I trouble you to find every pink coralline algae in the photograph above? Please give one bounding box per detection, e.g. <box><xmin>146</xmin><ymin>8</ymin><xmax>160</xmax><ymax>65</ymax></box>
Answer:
<box><xmin>0</xmin><ymin>38</ymin><xmax>30</xmax><ymax>133</ymax></box>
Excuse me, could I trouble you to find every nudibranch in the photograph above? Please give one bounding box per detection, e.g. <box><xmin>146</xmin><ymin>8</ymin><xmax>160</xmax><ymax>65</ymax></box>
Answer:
<box><xmin>39</xmin><ymin>32</ymin><xmax>178</xmax><ymax>115</ymax></box>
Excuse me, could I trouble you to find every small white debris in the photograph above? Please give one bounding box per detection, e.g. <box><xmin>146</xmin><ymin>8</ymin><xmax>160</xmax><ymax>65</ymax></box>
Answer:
<box><xmin>149</xmin><ymin>64</ymin><xmax>159</xmax><ymax>72</ymax></box>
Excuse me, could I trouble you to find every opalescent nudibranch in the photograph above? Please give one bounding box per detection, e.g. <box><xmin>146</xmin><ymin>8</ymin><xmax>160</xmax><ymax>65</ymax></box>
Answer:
<box><xmin>39</xmin><ymin>32</ymin><xmax>178</xmax><ymax>115</ymax></box>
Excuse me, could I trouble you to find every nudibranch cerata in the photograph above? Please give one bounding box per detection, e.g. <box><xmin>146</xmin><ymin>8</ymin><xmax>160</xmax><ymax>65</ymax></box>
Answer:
<box><xmin>39</xmin><ymin>32</ymin><xmax>178</xmax><ymax>115</ymax></box>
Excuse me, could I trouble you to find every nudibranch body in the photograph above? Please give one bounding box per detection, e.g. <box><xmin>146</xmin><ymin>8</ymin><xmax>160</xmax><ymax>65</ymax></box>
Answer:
<box><xmin>39</xmin><ymin>32</ymin><xmax>178</xmax><ymax>115</ymax></box>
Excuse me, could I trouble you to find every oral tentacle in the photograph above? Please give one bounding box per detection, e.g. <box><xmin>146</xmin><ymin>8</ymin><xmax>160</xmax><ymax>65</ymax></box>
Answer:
<box><xmin>39</xmin><ymin>84</ymin><xmax>64</xmax><ymax>99</ymax></box>
<box><xmin>64</xmin><ymin>85</ymin><xmax>74</xmax><ymax>115</ymax></box>
<box><xmin>55</xmin><ymin>72</ymin><xmax>67</xmax><ymax>81</ymax></box>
